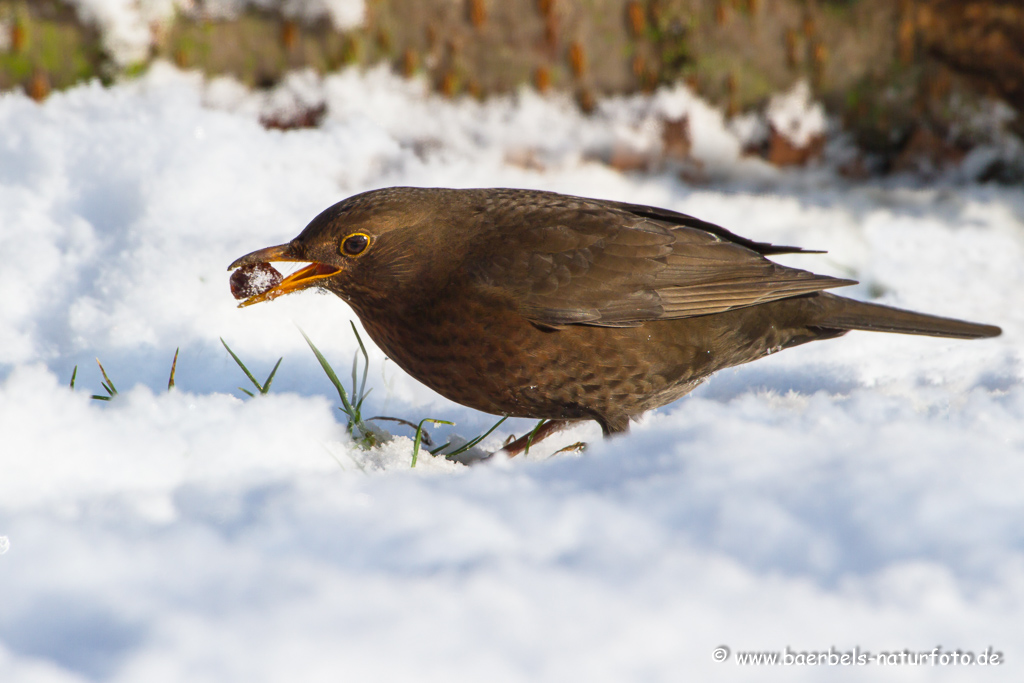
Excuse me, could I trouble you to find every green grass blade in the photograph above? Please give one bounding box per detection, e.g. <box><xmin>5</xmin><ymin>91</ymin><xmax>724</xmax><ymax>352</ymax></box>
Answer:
<box><xmin>300</xmin><ymin>329</ymin><xmax>355</xmax><ymax>417</ymax></box>
<box><xmin>445</xmin><ymin>415</ymin><xmax>509</xmax><ymax>458</ymax></box>
<box><xmin>411</xmin><ymin>418</ymin><xmax>455</xmax><ymax>467</ymax></box>
<box><xmin>351</xmin><ymin>321</ymin><xmax>370</xmax><ymax>408</ymax></box>
<box><xmin>168</xmin><ymin>348</ymin><xmax>179</xmax><ymax>391</ymax></box>
<box><xmin>356</xmin><ymin>387</ymin><xmax>373</xmax><ymax>412</ymax></box>
<box><xmin>261</xmin><ymin>357</ymin><xmax>283</xmax><ymax>394</ymax></box>
<box><xmin>95</xmin><ymin>358</ymin><xmax>117</xmax><ymax>396</ymax></box>
<box><xmin>350</xmin><ymin>349</ymin><xmax>360</xmax><ymax>418</ymax></box>
<box><xmin>220</xmin><ymin>338</ymin><xmax>264</xmax><ymax>393</ymax></box>
<box><xmin>69</xmin><ymin>365</ymin><xmax>77</xmax><ymax>389</ymax></box>
<box><xmin>365</xmin><ymin>414</ymin><xmax>426</xmax><ymax>441</ymax></box>
<box><xmin>239</xmin><ymin>387</ymin><xmax>255</xmax><ymax>398</ymax></box>
<box><xmin>91</xmin><ymin>394</ymin><xmax>111</xmax><ymax>401</ymax></box>
<box><xmin>524</xmin><ymin>418</ymin><xmax>549</xmax><ymax>456</ymax></box>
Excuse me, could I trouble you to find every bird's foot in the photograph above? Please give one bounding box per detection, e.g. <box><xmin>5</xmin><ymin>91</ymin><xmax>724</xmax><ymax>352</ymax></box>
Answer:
<box><xmin>497</xmin><ymin>419</ymin><xmax>575</xmax><ymax>458</ymax></box>
<box><xmin>552</xmin><ymin>441</ymin><xmax>587</xmax><ymax>455</ymax></box>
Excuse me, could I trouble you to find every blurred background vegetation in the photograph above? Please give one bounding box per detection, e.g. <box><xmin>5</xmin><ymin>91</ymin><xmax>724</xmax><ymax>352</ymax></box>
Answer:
<box><xmin>2</xmin><ymin>0</ymin><xmax>1021</xmax><ymax>180</ymax></box>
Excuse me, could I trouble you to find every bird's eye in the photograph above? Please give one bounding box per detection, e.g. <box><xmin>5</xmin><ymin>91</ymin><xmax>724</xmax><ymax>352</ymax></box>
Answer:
<box><xmin>341</xmin><ymin>233</ymin><xmax>370</xmax><ymax>257</ymax></box>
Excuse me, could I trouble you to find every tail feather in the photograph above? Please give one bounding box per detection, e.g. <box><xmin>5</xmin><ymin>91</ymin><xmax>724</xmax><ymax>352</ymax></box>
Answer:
<box><xmin>816</xmin><ymin>293</ymin><xmax>1001</xmax><ymax>340</ymax></box>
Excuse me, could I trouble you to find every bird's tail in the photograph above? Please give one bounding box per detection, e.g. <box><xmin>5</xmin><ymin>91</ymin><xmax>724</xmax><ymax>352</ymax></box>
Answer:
<box><xmin>814</xmin><ymin>293</ymin><xmax>1001</xmax><ymax>340</ymax></box>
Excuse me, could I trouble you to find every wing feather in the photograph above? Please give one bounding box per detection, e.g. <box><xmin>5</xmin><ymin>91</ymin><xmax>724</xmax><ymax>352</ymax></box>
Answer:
<box><xmin>467</xmin><ymin>191</ymin><xmax>854</xmax><ymax>327</ymax></box>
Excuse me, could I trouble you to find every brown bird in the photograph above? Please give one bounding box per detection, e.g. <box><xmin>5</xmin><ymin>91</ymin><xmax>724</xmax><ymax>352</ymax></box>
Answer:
<box><xmin>229</xmin><ymin>187</ymin><xmax>1001</xmax><ymax>447</ymax></box>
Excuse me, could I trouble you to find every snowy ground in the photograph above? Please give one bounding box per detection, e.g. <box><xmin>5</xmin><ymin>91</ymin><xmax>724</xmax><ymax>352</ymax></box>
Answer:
<box><xmin>1</xmin><ymin>63</ymin><xmax>1023</xmax><ymax>682</ymax></box>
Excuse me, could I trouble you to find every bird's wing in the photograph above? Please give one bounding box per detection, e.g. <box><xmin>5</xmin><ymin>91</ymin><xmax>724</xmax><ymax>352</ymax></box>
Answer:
<box><xmin>470</xmin><ymin>196</ymin><xmax>856</xmax><ymax>328</ymax></box>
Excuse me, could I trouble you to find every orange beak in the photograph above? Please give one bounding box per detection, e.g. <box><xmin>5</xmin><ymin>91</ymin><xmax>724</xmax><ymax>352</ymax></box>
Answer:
<box><xmin>228</xmin><ymin>243</ymin><xmax>341</xmax><ymax>308</ymax></box>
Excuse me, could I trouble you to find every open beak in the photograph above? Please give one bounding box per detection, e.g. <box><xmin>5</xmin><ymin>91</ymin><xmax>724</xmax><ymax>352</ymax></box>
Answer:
<box><xmin>228</xmin><ymin>243</ymin><xmax>341</xmax><ymax>308</ymax></box>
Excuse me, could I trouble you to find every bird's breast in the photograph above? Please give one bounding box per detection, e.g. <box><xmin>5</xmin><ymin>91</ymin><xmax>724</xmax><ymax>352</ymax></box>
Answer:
<box><xmin>348</xmin><ymin>286</ymin><xmax>723</xmax><ymax>422</ymax></box>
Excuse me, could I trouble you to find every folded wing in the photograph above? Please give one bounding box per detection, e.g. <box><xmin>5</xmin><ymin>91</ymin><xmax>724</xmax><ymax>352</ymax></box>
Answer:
<box><xmin>470</xmin><ymin>194</ymin><xmax>855</xmax><ymax>328</ymax></box>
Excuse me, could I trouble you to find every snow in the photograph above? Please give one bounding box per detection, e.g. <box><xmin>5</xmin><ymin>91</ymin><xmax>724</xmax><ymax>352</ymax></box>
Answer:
<box><xmin>766</xmin><ymin>80</ymin><xmax>827</xmax><ymax>148</ymax></box>
<box><xmin>1</xmin><ymin>61</ymin><xmax>1023</xmax><ymax>682</ymax></box>
<box><xmin>66</xmin><ymin>1</ymin><xmax>182</xmax><ymax>66</ymax></box>
<box><xmin>66</xmin><ymin>1</ymin><xmax>366</xmax><ymax>66</ymax></box>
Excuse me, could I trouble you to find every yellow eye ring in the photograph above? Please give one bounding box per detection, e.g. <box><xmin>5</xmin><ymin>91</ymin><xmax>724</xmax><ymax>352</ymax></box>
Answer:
<box><xmin>340</xmin><ymin>233</ymin><xmax>371</xmax><ymax>257</ymax></box>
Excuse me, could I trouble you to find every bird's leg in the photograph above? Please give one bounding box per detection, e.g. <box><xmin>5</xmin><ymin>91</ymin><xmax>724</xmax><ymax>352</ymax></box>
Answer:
<box><xmin>498</xmin><ymin>419</ymin><xmax>575</xmax><ymax>458</ymax></box>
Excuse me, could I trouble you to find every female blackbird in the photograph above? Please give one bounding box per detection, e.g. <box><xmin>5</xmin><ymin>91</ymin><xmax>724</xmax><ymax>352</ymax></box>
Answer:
<box><xmin>229</xmin><ymin>187</ymin><xmax>1000</xmax><ymax>437</ymax></box>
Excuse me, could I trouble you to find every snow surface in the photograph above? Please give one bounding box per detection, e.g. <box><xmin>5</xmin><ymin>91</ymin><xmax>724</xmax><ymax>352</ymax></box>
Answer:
<box><xmin>1</xmin><ymin>63</ymin><xmax>1023</xmax><ymax>681</ymax></box>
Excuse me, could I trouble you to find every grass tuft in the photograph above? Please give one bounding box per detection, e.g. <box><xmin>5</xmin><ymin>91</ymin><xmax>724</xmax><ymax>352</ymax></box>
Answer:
<box><xmin>91</xmin><ymin>358</ymin><xmax>118</xmax><ymax>401</ymax></box>
<box><xmin>221</xmin><ymin>337</ymin><xmax>282</xmax><ymax>396</ymax></box>
<box><xmin>69</xmin><ymin>326</ymin><xmax>527</xmax><ymax>463</ymax></box>
<box><xmin>302</xmin><ymin>325</ymin><xmax>511</xmax><ymax>460</ymax></box>
<box><xmin>301</xmin><ymin>328</ymin><xmax>381</xmax><ymax>448</ymax></box>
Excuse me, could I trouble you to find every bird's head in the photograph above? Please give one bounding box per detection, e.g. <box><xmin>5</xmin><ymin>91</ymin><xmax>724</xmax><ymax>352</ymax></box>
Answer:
<box><xmin>229</xmin><ymin>187</ymin><xmax>471</xmax><ymax>311</ymax></box>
